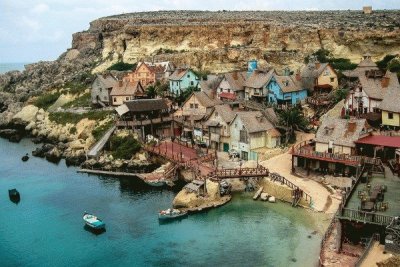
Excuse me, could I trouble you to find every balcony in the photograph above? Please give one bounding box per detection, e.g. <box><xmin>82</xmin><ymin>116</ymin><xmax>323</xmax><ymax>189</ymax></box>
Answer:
<box><xmin>210</xmin><ymin>132</ymin><xmax>220</xmax><ymax>142</ymax></box>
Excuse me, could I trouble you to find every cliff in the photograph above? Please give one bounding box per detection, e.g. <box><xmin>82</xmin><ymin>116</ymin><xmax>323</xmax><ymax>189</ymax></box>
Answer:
<box><xmin>73</xmin><ymin>10</ymin><xmax>400</xmax><ymax>72</ymax></box>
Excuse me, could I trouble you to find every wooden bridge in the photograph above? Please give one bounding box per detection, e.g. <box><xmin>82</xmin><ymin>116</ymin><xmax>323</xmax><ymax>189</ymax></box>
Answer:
<box><xmin>208</xmin><ymin>166</ymin><xmax>269</xmax><ymax>179</ymax></box>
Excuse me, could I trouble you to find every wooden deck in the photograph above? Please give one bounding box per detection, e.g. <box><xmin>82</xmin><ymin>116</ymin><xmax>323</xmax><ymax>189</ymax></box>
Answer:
<box><xmin>209</xmin><ymin>166</ymin><xmax>269</xmax><ymax>179</ymax></box>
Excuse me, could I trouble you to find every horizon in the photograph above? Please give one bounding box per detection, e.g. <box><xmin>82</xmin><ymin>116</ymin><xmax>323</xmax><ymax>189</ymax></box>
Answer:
<box><xmin>1</xmin><ymin>0</ymin><xmax>399</xmax><ymax>63</ymax></box>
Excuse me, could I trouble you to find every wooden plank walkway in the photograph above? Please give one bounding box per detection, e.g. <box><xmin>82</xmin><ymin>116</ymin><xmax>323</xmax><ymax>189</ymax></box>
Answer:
<box><xmin>78</xmin><ymin>168</ymin><xmax>142</xmax><ymax>178</ymax></box>
<box><xmin>87</xmin><ymin>126</ymin><xmax>116</xmax><ymax>157</ymax></box>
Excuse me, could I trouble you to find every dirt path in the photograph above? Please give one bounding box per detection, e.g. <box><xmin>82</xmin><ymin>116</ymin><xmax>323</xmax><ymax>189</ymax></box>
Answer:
<box><xmin>259</xmin><ymin>132</ymin><xmax>341</xmax><ymax>213</ymax></box>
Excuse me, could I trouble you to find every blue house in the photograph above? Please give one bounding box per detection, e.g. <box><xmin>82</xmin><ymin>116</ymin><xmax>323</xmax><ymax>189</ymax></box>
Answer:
<box><xmin>266</xmin><ymin>72</ymin><xmax>307</xmax><ymax>105</ymax></box>
<box><xmin>169</xmin><ymin>68</ymin><xmax>199</xmax><ymax>96</ymax></box>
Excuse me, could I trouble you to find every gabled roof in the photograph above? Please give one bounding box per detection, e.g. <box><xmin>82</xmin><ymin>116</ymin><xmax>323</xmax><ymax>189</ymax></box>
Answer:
<box><xmin>213</xmin><ymin>104</ymin><xmax>235</xmax><ymax>123</ymax></box>
<box><xmin>272</xmin><ymin>74</ymin><xmax>304</xmax><ymax>93</ymax></box>
<box><xmin>124</xmin><ymin>98</ymin><xmax>168</xmax><ymax>112</ymax></box>
<box><xmin>94</xmin><ymin>74</ymin><xmax>117</xmax><ymax>88</ymax></box>
<box><xmin>379</xmin><ymin>84</ymin><xmax>400</xmax><ymax>113</ymax></box>
<box><xmin>221</xmin><ymin>71</ymin><xmax>247</xmax><ymax>91</ymax></box>
<box><xmin>143</xmin><ymin>61</ymin><xmax>175</xmax><ymax>72</ymax></box>
<box><xmin>244</xmin><ymin>69</ymin><xmax>274</xmax><ymax>89</ymax></box>
<box><xmin>169</xmin><ymin>68</ymin><xmax>198</xmax><ymax>81</ymax></box>
<box><xmin>300</xmin><ymin>62</ymin><xmax>335</xmax><ymax>89</ymax></box>
<box><xmin>358</xmin><ymin>71</ymin><xmax>398</xmax><ymax>100</ymax></box>
<box><xmin>315</xmin><ymin>118</ymin><xmax>370</xmax><ymax>147</ymax></box>
<box><xmin>136</xmin><ymin>62</ymin><xmax>165</xmax><ymax>74</ymax></box>
<box><xmin>231</xmin><ymin>111</ymin><xmax>275</xmax><ymax>134</ymax></box>
<box><xmin>110</xmin><ymin>81</ymin><xmax>144</xmax><ymax>96</ymax></box>
<box><xmin>193</xmin><ymin>91</ymin><xmax>222</xmax><ymax>108</ymax></box>
<box><xmin>343</xmin><ymin>57</ymin><xmax>379</xmax><ymax>78</ymax></box>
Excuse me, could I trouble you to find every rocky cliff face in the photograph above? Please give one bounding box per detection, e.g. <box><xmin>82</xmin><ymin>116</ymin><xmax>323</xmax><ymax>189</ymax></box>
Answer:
<box><xmin>72</xmin><ymin>10</ymin><xmax>400</xmax><ymax>72</ymax></box>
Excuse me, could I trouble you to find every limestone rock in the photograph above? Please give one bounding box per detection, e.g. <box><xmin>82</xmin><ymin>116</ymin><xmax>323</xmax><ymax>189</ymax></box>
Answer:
<box><xmin>12</xmin><ymin>105</ymin><xmax>39</xmax><ymax>125</ymax></box>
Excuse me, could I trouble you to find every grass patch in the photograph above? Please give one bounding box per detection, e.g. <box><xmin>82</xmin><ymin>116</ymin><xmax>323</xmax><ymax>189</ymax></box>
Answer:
<box><xmin>92</xmin><ymin>120</ymin><xmax>114</xmax><ymax>142</ymax></box>
<box><xmin>107</xmin><ymin>62</ymin><xmax>136</xmax><ymax>71</ymax></box>
<box><xmin>62</xmin><ymin>93</ymin><xmax>91</xmax><ymax>108</ymax></box>
<box><xmin>34</xmin><ymin>91</ymin><xmax>61</xmax><ymax>110</ymax></box>
<box><xmin>64</xmin><ymin>81</ymin><xmax>87</xmax><ymax>95</ymax></box>
<box><xmin>69</xmin><ymin>126</ymin><xmax>77</xmax><ymax>135</ymax></box>
<box><xmin>49</xmin><ymin>110</ymin><xmax>112</xmax><ymax>125</ymax></box>
<box><xmin>109</xmin><ymin>135</ymin><xmax>141</xmax><ymax>160</ymax></box>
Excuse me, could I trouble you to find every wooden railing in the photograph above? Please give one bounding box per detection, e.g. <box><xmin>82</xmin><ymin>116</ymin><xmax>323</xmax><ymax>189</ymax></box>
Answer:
<box><xmin>270</xmin><ymin>172</ymin><xmax>312</xmax><ymax>204</ymax></box>
<box><xmin>337</xmin><ymin>208</ymin><xmax>394</xmax><ymax>226</ymax></box>
<box><xmin>210</xmin><ymin>166</ymin><xmax>269</xmax><ymax>179</ymax></box>
<box><xmin>355</xmin><ymin>237</ymin><xmax>375</xmax><ymax>267</ymax></box>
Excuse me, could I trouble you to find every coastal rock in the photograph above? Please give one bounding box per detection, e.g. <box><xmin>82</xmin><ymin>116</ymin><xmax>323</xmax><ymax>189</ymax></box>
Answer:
<box><xmin>45</xmin><ymin>147</ymin><xmax>62</xmax><ymax>163</ymax></box>
<box><xmin>0</xmin><ymin>129</ymin><xmax>22</xmax><ymax>143</ymax></box>
<box><xmin>32</xmin><ymin>144</ymin><xmax>55</xmax><ymax>158</ymax></box>
<box><xmin>173</xmin><ymin>179</ymin><xmax>221</xmax><ymax>209</ymax></box>
<box><xmin>12</xmin><ymin>105</ymin><xmax>39</xmax><ymax>125</ymax></box>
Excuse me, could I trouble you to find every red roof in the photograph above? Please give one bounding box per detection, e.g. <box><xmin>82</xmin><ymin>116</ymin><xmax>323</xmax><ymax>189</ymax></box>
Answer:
<box><xmin>355</xmin><ymin>135</ymin><xmax>400</xmax><ymax>148</ymax></box>
<box><xmin>218</xmin><ymin>92</ymin><xmax>236</xmax><ymax>100</ymax></box>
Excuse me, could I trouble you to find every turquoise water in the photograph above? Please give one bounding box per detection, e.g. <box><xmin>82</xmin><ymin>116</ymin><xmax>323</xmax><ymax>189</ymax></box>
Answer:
<box><xmin>0</xmin><ymin>63</ymin><xmax>28</xmax><ymax>74</ymax></box>
<box><xmin>0</xmin><ymin>138</ymin><xmax>322</xmax><ymax>267</ymax></box>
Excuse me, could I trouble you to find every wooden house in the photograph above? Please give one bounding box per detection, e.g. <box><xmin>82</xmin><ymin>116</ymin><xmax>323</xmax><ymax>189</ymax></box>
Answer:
<box><xmin>109</xmin><ymin>80</ymin><xmax>145</xmax><ymax>106</ymax></box>
<box><xmin>91</xmin><ymin>74</ymin><xmax>117</xmax><ymax>106</ymax></box>
<box><xmin>301</xmin><ymin>61</ymin><xmax>338</xmax><ymax>93</ymax></box>
<box><xmin>123</xmin><ymin>62</ymin><xmax>164</xmax><ymax>88</ymax></box>
<box><xmin>244</xmin><ymin>69</ymin><xmax>274</xmax><ymax>102</ymax></box>
<box><xmin>379</xmin><ymin>83</ymin><xmax>400</xmax><ymax>129</ymax></box>
<box><xmin>169</xmin><ymin>68</ymin><xmax>199</xmax><ymax>96</ymax></box>
<box><xmin>266</xmin><ymin>71</ymin><xmax>308</xmax><ymax>105</ymax></box>
<box><xmin>229</xmin><ymin>110</ymin><xmax>280</xmax><ymax>160</ymax></box>
<box><xmin>217</xmin><ymin>71</ymin><xmax>247</xmax><ymax>101</ymax></box>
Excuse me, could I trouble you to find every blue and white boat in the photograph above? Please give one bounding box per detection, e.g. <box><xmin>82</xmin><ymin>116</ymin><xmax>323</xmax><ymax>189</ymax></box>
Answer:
<box><xmin>158</xmin><ymin>208</ymin><xmax>188</xmax><ymax>221</ymax></box>
<box><xmin>83</xmin><ymin>212</ymin><xmax>106</xmax><ymax>230</ymax></box>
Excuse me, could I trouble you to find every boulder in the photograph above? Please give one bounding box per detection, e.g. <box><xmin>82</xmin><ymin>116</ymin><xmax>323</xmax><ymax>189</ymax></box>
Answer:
<box><xmin>45</xmin><ymin>147</ymin><xmax>62</xmax><ymax>163</ymax></box>
<box><xmin>268</xmin><ymin>196</ymin><xmax>276</xmax><ymax>203</ymax></box>
<box><xmin>12</xmin><ymin>105</ymin><xmax>39</xmax><ymax>125</ymax></box>
<box><xmin>0</xmin><ymin>129</ymin><xmax>22</xmax><ymax>143</ymax></box>
<box><xmin>32</xmin><ymin>144</ymin><xmax>55</xmax><ymax>158</ymax></box>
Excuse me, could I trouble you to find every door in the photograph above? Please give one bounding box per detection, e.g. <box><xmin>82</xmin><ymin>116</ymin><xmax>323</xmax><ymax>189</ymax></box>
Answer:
<box><xmin>223</xmin><ymin>143</ymin><xmax>229</xmax><ymax>152</ymax></box>
<box><xmin>241</xmin><ymin>151</ymin><xmax>248</xmax><ymax>160</ymax></box>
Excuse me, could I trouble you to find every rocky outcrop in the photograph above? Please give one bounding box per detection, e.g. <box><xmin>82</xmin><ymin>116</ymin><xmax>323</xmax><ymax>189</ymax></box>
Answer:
<box><xmin>81</xmin><ymin>10</ymin><xmax>400</xmax><ymax>72</ymax></box>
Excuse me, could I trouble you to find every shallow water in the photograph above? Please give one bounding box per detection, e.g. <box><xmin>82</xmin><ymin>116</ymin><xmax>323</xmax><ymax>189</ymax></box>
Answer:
<box><xmin>0</xmin><ymin>63</ymin><xmax>28</xmax><ymax>74</ymax></box>
<box><xmin>0</xmin><ymin>138</ymin><xmax>323</xmax><ymax>267</ymax></box>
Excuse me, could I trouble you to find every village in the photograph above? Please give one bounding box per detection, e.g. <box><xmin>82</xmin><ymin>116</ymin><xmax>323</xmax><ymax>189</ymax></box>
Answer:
<box><xmin>79</xmin><ymin>49</ymin><xmax>400</xmax><ymax>266</ymax></box>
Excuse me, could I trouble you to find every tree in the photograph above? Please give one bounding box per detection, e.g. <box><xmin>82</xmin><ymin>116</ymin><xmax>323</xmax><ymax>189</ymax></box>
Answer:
<box><xmin>175</xmin><ymin>86</ymin><xmax>199</xmax><ymax>105</ymax></box>
<box><xmin>107</xmin><ymin>62</ymin><xmax>137</xmax><ymax>71</ymax></box>
<box><xmin>276</xmin><ymin>106</ymin><xmax>309</xmax><ymax>144</ymax></box>
<box><xmin>146</xmin><ymin>85</ymin><xmax>157</xmax><ymax>98</ymax></box>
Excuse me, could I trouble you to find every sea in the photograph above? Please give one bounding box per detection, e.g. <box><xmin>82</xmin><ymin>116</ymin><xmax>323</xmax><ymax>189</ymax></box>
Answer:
<box><xmin>0</xmin><ymin>138</ymin><xmax>325</xmax><ymax>267</ymax></box>
<box><xmin>0</xmin><ymin>63</ymin><xmax>29</xmax><ymax>74</ymax></box>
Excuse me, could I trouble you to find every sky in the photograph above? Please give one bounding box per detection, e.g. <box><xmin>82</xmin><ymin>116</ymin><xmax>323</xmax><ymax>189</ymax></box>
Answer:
<box><xmin>0</xmin><ymin>0</ymin><xmax>399</xmax><ymax>63</ymax></box>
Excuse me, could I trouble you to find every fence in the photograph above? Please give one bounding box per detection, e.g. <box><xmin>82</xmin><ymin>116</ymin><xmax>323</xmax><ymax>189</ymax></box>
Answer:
<box><xmin>269</xmin><ymin>172</ymin><xmax>312</xmax><ymax>205</ymax></box>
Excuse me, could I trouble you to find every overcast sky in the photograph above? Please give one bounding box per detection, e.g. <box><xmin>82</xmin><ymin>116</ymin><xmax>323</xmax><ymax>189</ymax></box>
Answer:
<box><xmin>0</xmin><ymin>0</ymin><xmax>399</xmax><ymax>63</ymax></box>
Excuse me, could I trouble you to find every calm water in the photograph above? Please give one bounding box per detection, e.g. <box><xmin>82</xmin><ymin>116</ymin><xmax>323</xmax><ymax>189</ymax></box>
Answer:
<box><xmin>0</xmin><ymin>63</ymin><xmax>28</xmax><ymax>74</ymax></box>
<box><xmin>0</xmin><ymin>138</ymin><xmax>323</xmax><ymax>267</ymax></box>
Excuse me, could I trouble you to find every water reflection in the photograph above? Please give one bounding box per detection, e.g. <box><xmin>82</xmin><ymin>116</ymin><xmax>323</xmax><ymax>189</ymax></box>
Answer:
<box><xmin>83</xmin><ymin>225</ymin><xmax>106</xmax><ymax>236</ymax></box>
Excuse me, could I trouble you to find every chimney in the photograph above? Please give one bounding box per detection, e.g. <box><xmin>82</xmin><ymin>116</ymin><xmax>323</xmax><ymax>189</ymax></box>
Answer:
<box><xmin>118</xmin><ymin>80</ymin><xmax>123</xmax><ymax>87</ymax></box>
<box><xmin>381</xmin><ymin>76</ymin><xmax>390</xmax><ymax>88</ymax></box>
<box><xmin>295</xmin><ymin>70</ymin><xmax>301</xmax><ymax>81</ymax></box>
<box><xmin>348</xmin><ymin>120</ymin><xmax>357</xmax><ymax>132</ymax></box>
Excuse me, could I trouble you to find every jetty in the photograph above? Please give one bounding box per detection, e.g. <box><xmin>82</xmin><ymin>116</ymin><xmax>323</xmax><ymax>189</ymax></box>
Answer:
<box><xmin>78</xmin><ymin>168</ymin><xmax>140</xmax><ymax>177</ymax></box>
<box><xmin>87</xmin><ymin>126</ymin><xmax>116</xmax><ymax>158</ymax></box>
<box><xmin>253</xmin><ymin>187</ymin><xmax>263</xmax><ymax>200</ymax></box>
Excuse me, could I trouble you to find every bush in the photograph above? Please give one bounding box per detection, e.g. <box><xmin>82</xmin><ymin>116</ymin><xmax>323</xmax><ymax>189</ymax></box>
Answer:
<box><xmin>107</xmin><ymin>62</ymin><xmax>136</xmax><ymax>71</ymax></box>
<box><xmin>49</xmin><ymin>110</ymin><xmax>112</xmax><ymax>125</ymax></box>
<box><xmin>376</xmin><ymin>55</ymin><xmax>397</xmax><ymax>70</ymax></box>
<box><xmin>109</xmin><ymin>135</ymin><xmax>141</xmax><ymax>160</ymax></box>
<box><xmin>62</xmin><ymin>93</ymin><xmax>91</xmax><ymax>108</ymax></box>
<box><xmin>69</xmin><ymin>126</ymin><xmax>77</xmax><ymax>135</ymax></box>
<box><xmin>388</xmin><ymin>59</ymin><xmax>400</xmax><ymax>73</ymax></box>
<box><xmin>34</xmin><ymin>92</ymin><xmax>61</xmax><ymax>110</ymax></box>
<box><xmin>64</xmin><ymin>81</ymin><xmax>87</xmax><ymax>95</ymax></box>
<box><xmin>92</xmin><ymin>120</ymin><xmax>114</xmax><ymax>141</ymax></box>
<box><xmin>305</xmin><ymin>49</ymin><xmax>356</xmax><ymax>71</ymax></box>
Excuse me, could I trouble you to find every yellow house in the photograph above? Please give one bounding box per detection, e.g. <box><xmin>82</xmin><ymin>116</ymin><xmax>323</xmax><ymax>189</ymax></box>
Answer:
<box><xmin>301</xmin><ymin>61</ymin><xmax>338</xmax><ymax>92</ymax></box>
<box><xmin>109</xmin><ymin>81</ymin><xmax>145</xmax><ymax>106</ymax></box>
<box><xmin>380</xmin><ymin>85</ymin><xmax>400</xmax><ymax>128</ymax></box>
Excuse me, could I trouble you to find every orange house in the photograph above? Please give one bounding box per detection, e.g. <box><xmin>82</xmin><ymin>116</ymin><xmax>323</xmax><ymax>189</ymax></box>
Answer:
<box><xmin>123</xmin><ymin>62</ymin><xmax>164</xmax><ymax>88</ymax></box>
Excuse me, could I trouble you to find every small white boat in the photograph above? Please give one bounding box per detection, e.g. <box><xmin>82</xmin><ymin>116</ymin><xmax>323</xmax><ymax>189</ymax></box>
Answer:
<box><xmin>158</xmin><ymin>208</ymin><xmax>188</xmax><ymax>221</ymax></box>
<box><xmin>83</xmin><ymin>212</ymin><xmax>106</xmax><ymax>230</ymax></box>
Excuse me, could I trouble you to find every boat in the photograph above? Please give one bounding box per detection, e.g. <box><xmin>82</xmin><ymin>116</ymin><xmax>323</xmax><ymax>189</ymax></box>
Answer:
<box><xmin>83</xmin><ymin>212</ymin><xmax>106</xmax><ymax>230</ymax></box>
<box><xmin>21</xmin><ymin>153</ymin><xmax>29</xmax><ymax>162</ymax></box>
<box><xmin>158</xmin><ymin>208</ymin><xmax>188</xmax><ymax>221</ymax></box>
<box><xmin>8</xmin><ymin>189</ymin><xmax>20</xmax><ymax>203</ymax></box>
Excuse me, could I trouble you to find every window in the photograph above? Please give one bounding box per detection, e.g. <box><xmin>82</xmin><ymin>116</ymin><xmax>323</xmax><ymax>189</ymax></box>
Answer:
<box><xmin>194</xmin><ymin>104</ymin><xmax>199</xmax><ymax>109</ymax></box>
<box><xmin>190</xmin><ymin>81</ymin><xmax>194</xmax><ymax>86</ymax></box>
<box><xmin>126</xmin><ymin>97</ymin><xmax>129</xmax><ymax>100</ymax></box>
<box><xmin>113</xmin><ymin>97</ymin><xmax>117</xmax><ymax>102</ymax></box>
<box><xmin>330</xmin><ymin>77</ymin><xmax>335</xmax><ymax>83</ymax></box>
<box><xmin>388</xmin><ymin>112</ymin><xmax>394</xmax><ymax>119</ymax></box>
<box><xmin>228</xmin><ymin>89</ymin><xmax>231</xmax><ymax>93</ymax></box>
<box><xmin>190</xmin><ymin>103</ymin><xmax>194</xmax><ymax>108</ymax></box>
<box><xmin>187</xmin><ymin>74</ymin><xmax>190</xmax><ymax>78</ymax></box>
<box><xmin>240</xmin><ymin>129</ymin><xmax>248</xmax><ymax>143</ymax></box>
<box><xmin>235</xmin><ymin>123</ymin><xmax>237</xmax><ymax>128</ymax></box>
<box><xmin>220</xmin><ymin>88</ymin><xmax>223</xmax><ymax>93</ymax></box>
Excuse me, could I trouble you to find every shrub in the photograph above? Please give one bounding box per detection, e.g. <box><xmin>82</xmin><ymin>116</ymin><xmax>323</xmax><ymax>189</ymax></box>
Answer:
<box><xmin>64</xmin><ymin>81</ymin><xmax>87</xmax><ymax>95</ymax></box>
<box><xmin>92</xmin><ymin>120</ymin><xmax>114</xmax><ymax>141</ymax></box>
<box><xmin>34</xmin><ymin>92</ymin><xmax>61</xmax><ymax>110</ymax></box>
<box><xmin>109</xmin><ymin>135</ymin><xmax>141</xmax><ymax>160</ymax></box>
<box><xmin>62</xmin><ymin>93</ymin><xmax>91</xmax><ymax>108</ymax></box>
<box><xmin>69</xmin><ymin>126</ymin><xmax>77</xmax><ymax>135</ymax></box>
<box><xmin>49</xmin><ymin>110</ymin><xmax>112</xmax><ymax>125</ymax></box>
<box><xmin>376</xmin><ymin>55</ymin><xmax>397</xmax><ymax>70</ymax></box>
<box><xmin>107</xmin><ymin>62</ymin><xmax>136</xmax><ymax>71</ymax></box>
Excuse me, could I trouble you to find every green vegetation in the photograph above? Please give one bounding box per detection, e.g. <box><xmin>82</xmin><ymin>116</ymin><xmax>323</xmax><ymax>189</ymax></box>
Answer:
<box><xmin>64</xmin><ymin>81</ymin><xmax>87</xmax><ymax>95</ymax></box>
<box><xmin>155</xmin><ymin>48</ymin><xmax>188</xmax><ymax>55</ymax></box>
<box><xmin>193</xmin><ymin>70</ymin><xmax>210</xmax><ymax>80</ymax></box>
<box><xmin>92</xmin><ymin>120</ymin><xmax>114</xmax><ymax>142</ymax></box>
<box><xmin>34</xmin><ymin>91</ymin><xmax>61</xmax><ymax>110</ymax></box>
<box><xmin>305</xmin><ymin>49</ymin><xmax>357</xmax><ymax>71</ymax></box>
<box><xmin>376</xmin><ymin>55</ymin><xmax>397</xmax><ymax>70</ymax></box>
<box><xmin>109</xmin><ymin>135</ymin><xmax>141</xmax><ymax>160</ymax></box>
<box><xmin>107</xmin><ymin>62</ymin><xmax>136</xmax><ymax>71</ymax></box>
<box><xmin>146</xmin><ymin>81</ymin><xmax>169</xmax><ymax>98</ymax></box>
<box><xmin>276</xmin><ymin>106</ymin><xmax>309</xmax><ymax>143</ymax></box>
<box><xmin>49</xmin><ymin>110</ymin><xmax>112</xmax><ymax>125</ymax></box>
<box><xmin>332</xmin><ymin>88</ymin><xmax>349</xmax><ymax>104</ymax></box>
<box><xmin>69</xmin><ymin>126</ymin><xmax>77</xmax><ymax>135</ymax></box>
<box><xmin>62</xmin><ymin>93</ymin><xmax>91</xmax><ymax>108</ymax></box>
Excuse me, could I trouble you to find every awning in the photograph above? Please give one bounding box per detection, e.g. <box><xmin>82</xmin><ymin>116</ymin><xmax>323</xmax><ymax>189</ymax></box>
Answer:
<box><xmin>355</xmin><ymin>135</ymin><xmax>400</xmax><ymax>148</ymax></box>
<box><xmin>115</xmin><ymin>104</ymin><xmax>129</xmax><ymax>116</ymax></box>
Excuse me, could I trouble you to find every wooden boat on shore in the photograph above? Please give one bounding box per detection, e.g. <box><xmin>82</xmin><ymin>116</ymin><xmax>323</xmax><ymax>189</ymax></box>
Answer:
<box><xmin>83</xmin><ymin>212</ymin><xmax>106</xmax><ymax>230</ymax></box>
<box><xmin>158</xmin><ymin>208</ymin><xmax>188</xmax><ymax>221</ymax></box>
<box><xmin>8</xmin><ymin>189</ymin><xmax>20</xmax><ymax>203</ymax></box>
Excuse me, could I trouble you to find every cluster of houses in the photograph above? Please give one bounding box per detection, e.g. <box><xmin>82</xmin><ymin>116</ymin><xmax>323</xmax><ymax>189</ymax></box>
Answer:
<box><xmin>91</xmin><ymin>54</ymin><xmax>400</xmax><ymax>165</ymax></box>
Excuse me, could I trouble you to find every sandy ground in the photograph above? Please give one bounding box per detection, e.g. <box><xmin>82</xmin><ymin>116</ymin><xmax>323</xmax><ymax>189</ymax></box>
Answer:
<box><xmin>360</xmin><ymin>242</ymin><xmax>394</xmax><ymax>267</ymax></box>
<box><xmin>259</xmin><ymin>132</ymin><xmax>341</xmax><ymax>213</ymax></box>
